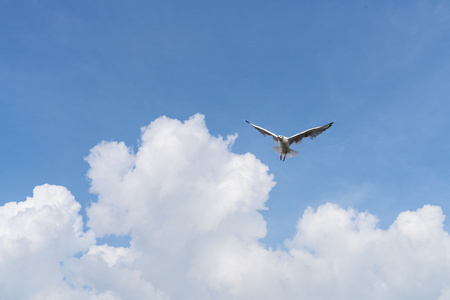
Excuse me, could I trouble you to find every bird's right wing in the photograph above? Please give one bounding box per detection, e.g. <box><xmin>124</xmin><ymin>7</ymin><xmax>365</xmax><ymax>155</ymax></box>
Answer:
<box><xmin>245</xmin><ymin>120</ymin><xmax>279</xmax><ymax>143</ymax></box>
<box><xmin>287</xmin><ymin>122</ymin><xmax>334</xmax><ymax>145</ymax></box>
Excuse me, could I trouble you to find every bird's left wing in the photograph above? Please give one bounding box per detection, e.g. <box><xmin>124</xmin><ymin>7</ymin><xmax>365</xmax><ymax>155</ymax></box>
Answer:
<box><xmin>245</xmin><ymin>120</ymin><xmax>279</xmax><ymax>143</ymax></box>
<box><xmin>287</xmin><ymin>122</ymin><xmax>334</xmax><ymax>145</ymax></box>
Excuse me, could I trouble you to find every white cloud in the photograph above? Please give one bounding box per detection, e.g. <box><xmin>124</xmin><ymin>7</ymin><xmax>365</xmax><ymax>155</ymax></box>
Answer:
<box><xmin>0</xmin><ymin>184</ymin><xmax>95</xmax><ymax>299</ymax></box>
<box><xmin>2</xmin><ymin>114</ymin><xmax>450</xmax><ymax>299</ymax></box>
<box><xmin>62</xmin><ymin>244</ymin><xmax>167</xmax><ymax>300</ymax></box>
<box><xmin>288</xmin><ymin>203</ymin><xmax>450</xmax><ymax>299</ymax></box>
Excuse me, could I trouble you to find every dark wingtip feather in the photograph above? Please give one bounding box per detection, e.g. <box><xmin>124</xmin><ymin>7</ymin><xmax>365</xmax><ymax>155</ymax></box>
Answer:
<box><xmin>245</xmin><ymin>120</ymin><xmax>250</xmax><ymax>124</ymax></box>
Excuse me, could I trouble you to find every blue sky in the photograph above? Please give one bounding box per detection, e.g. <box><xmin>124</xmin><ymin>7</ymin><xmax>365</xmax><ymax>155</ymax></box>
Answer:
<box><xmin>2</xmin><ymin>1</ymin><xmax>450</xmax><ymax>246</ymax></box>
<box><xmin>1</xmin><ymin>2</ymin><xmax>450</xmax><ymax>297</ymax></box>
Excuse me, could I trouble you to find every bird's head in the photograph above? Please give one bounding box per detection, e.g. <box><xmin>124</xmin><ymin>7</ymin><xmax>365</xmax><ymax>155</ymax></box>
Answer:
<box><xmin>277</xmin><ymin>135</ymin><xmax>285</xmax><ymax>140</ymax></box>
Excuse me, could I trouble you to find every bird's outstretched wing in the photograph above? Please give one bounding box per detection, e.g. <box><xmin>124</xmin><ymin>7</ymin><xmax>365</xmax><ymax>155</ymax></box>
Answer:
<box><xmin>245</xmin><ymin>120</ymin><xmax>279</xmax><ymax>143</ymax></box>
<box><xmin>287</xmin><ymin>122</ymin><xmax>334</xmax><ymax>145</ymax></box>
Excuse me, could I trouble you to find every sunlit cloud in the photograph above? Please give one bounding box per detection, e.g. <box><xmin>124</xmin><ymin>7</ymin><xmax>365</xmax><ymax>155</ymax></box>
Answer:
<box><xmin>2</xmin><ymin>114</ymin><xmax>450</xmax><ymax>299</ymax></box>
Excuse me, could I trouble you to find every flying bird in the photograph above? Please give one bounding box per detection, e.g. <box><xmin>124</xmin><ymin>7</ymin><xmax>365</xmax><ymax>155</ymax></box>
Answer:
<box><xmin>245</xmin><ymin>120</ymin><xmax>334</xmax><ymax>161</ymax></box>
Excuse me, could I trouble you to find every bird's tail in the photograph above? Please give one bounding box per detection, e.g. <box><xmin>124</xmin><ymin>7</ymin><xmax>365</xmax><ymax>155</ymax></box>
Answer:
<box><xmin>272</xmin><ymin>147</ymin><xmax>299</xmax><ymax>158</ymax></box>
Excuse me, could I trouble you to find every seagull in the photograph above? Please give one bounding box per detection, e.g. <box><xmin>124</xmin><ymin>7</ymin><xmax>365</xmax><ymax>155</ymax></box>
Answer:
<box><xmin>245</xmin><ymin>120</ymin><xmax>334</xmax><ymax>161</ymax></box>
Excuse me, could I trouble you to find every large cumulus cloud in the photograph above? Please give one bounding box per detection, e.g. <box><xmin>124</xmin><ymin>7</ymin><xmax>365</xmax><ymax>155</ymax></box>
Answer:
<box><xmin>2</xmin><ymin>114</ymin><xmax>450</xmax><ymax>299</ymax></box>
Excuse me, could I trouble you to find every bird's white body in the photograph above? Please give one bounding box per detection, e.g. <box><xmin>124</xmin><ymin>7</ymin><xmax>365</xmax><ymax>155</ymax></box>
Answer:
<box><xmin>276</xmin><ymin>135</ymin><xmax>293</xmax><ymax>153</ymax></box>
<box><xmin>245</xmin><ymin>120</ymin><xmax>333</xmax><ymax>161</ymax></box>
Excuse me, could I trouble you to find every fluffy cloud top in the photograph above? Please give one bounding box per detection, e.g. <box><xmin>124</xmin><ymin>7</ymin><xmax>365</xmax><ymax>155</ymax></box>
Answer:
<box><xmin>1</xmin><ymin>114</ymin><xmax>450</xmax><ymax>299</ymax></box>
<box><xmin>0</xmin><ymin>184</ymin><xmax>94</xmax><ymax>299</ymax></box>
